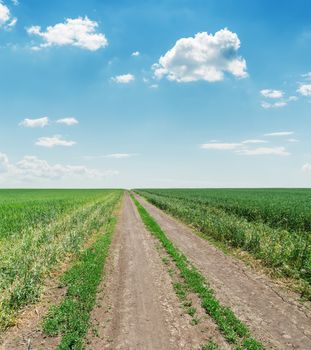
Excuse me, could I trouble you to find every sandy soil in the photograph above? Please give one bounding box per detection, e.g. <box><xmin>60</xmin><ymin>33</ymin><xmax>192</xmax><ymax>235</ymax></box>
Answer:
<box><xmin>135</xmin><ymin>194</ymin><xmax>311</xmax><ymax>350</ymax></box>
<box><xmin>86</xmin><ymin>193</ymin><xmax>224</xmax><ymax>350</ymax></box>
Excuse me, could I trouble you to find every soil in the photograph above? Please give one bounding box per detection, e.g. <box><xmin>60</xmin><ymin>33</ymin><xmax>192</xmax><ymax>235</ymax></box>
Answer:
<box><xmin>135</xmin><ymin>194</ymin><xmax>311</xmax><ymax>350</ymax></box>
<box><xmin>86</xmin><ymin>193</ymin><xmax>226</xmax><ymax>350</ymax></box>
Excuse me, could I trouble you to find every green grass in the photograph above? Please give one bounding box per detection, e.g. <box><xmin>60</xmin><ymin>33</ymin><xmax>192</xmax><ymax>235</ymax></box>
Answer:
<box><xmin>132</xmin><ymin>195</ymin><xmax>263</xmax><ymax>350</ymax></box>
<box><xmin>0</xmin><ymin>189</ymin><xmax>123</xmax><ymax>331</ymax></box>
<box><xmin>42</xmin><ymin>215</ymin><xmax>117</xmax><ymax>349</ymax></box>
<box><xmin>135</xmin><ymin>189</ymin><xmax>311</xmax><ymax>295</ymax></box>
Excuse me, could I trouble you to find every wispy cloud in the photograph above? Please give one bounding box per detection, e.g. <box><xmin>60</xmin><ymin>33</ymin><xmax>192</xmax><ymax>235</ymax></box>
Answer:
<box><xmin>112</xmin><ymin>73</ymin><xmax>135</xmax><ymax>84</ymax></box>
<box><xmin>0</xmin><ymin>2</ymin><xmax>17</xmax><ymax>29</ymax></box>
<box><xmin>27</xmin><ymin>17</ymin><xmax>108</xmax><ymax>51</ymax></box>
<box><xmin>242</xmin><ymin>139</ymin><xmax>268</xmax><ymax>144</ymax></box>
<box><xmin>201</xmin><ymin>143</ymin><xmax>242</xmax><ymax>150</ymax></box>
<box><xmin>264</xmin><ymin>131</ymin><xmax>294</xmax><ymax>137</ymax></box>
<box><xmin>56</xmin><ymin>117</ymin><xmax>79</xmax><ymax>126</ymax></box>
<box><xmin>19</xmin><ymin>117</ymin><xmax>49</xmax><ymax>128</ymax></box>
<box><xmin>236</xmin><ymin>147</ymin><xmax>290</xmax><ymax>156</ymax></box>
<box><xmin>83</xmin><ymin>153</ymin><xmax>137</xmax><ymax>160</ymax></box>
<box><xmin>35</xmin><ymin>135</ymin><xmax>76</xmax><ymax>148</ymax></box>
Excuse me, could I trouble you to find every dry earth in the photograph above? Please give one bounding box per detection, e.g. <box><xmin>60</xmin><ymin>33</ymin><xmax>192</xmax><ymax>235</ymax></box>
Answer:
<box><xmin>86</xmin><ymin>193</ymin><xmax>227</xmax><ymax>350</ymax></box>
<box><xmin>135</xmin><ymin>194</ymin><xmax>311</xmax><ymax>350</ymax></box>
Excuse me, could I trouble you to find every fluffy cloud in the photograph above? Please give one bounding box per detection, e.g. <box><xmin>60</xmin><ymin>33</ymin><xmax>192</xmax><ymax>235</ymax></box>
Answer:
<box><xmin>56</xmin><ymin>117</ymin><xmax>79</xmax><ymax>126</ymax></box>
<box><xmin>302</xmin><ymin>163</ymin><xmax>311</xmax><ymax>172</ymax></box>
<box><xmin>201</xmin><ymin>143</ymin><xmax>241</xmax><ymax>150</ymax></box>
<box><xmin>19</xmin><ymin>117</ymin><xmax>49</xmax><ymax>128</ymax></box>
<box><xmin>27</xmin><ymin>17</ymin><xmax>108</xmax><ymax>51</ymax></box>
<box><xmin>153</xmin><ymin>29</ymin><xmax>247</xmax><ymax>82</ymax></box>
<box><xmin>264</xmin><ymin>131</ymin><xmax>294</xmax><ymax>137</ymax></box>
<box><xmin>0</xmin><ymin>153</ymin><xmax>118</xmax><ymax>184</ymax></box>
<box><xmin>236</xmin><ymin>147</ymin><xmax>290</xmax><ymax>156</ymax></box>
<box><xmin>131</xmin><ymin>51</ymin><xmax>140</xmax><ymax>56</ymax></box>
<box><xmin>0</xmin><ymin>2</ymin><xmax>17</xmax><ymax>28</ymax></box>
<box><xmin>112</xmin><ymin>73</ymin><xmax>135</xmax><ymax>83</ymax></box>
<box><xmin>297</xmin><ymin>84</ymin><xmax>311</xmax><ymax>96</ymax></box>
<box><xmin>35</xmin><ymin>135</ymin><xmax>76</xmax><ymax>148</ymax></box>
<box><xmin>260</xmin><ymin>89</ymin><xmax>283</xmax><ymax>99</ymax></box>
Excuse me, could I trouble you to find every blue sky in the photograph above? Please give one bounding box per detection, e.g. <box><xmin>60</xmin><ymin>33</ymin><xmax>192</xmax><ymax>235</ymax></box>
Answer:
<box><xmin>0</xmin><ymin>0</ymin><xmax>310</xmax><ymax>188</ymax></box>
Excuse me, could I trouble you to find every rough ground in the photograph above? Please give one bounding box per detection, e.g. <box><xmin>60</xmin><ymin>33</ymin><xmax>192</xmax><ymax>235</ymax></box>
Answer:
<box><xmin>135</xmin><ymin>194</ymin><xmax>311</xmax><ymax>350</ymax></box>
<box><xmin>87</xmin><ymin>193</ymin><xmax>226</xmax><ymax>350</ymax></box>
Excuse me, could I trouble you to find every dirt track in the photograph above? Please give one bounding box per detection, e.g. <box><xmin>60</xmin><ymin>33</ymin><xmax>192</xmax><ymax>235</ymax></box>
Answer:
<box><xmin>87</xmin><ymin>193</ymin><xmax>225</xmax><ymax>349</ymax></box>
<box><xmin>135</xmin><ymin>194</ymin><xmax>311</xmax><ymax>350</ymax></box>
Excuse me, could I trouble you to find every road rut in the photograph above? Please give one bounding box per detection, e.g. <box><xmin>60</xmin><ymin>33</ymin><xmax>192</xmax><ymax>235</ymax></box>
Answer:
<box><xmin>87</xmin><ymin>193</ymin><xmax>217</xmax><ymax>350</ymax></box>
<box><xmin>135</xmin><ymin>194</ymin><xmax>311</xmax><ymax>350</ymax></box>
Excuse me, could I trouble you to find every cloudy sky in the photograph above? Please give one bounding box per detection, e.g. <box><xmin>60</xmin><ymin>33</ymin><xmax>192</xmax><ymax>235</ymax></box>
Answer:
<box><xmin>0</xmin><ymin>0</ymin><xmax>310</xmax><ymax>188</ymax></box>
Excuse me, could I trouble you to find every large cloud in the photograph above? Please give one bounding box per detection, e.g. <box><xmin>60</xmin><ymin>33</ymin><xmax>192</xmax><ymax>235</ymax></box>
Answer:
<box><xmin>153</xmin><ymin>29</ymin><xmax>247</xmax><ymax>82</ymax></box>
<box><xmin>0</xmin><ymin>2</ymin><xmax>17</xmax><ymax>28</ymax></box>
<box><xmin>0</xmin><ymin>153</ymin><xmax>118</xmax><ymax>184</ymax></box>
<box><xmin>27</xmin><ymin>17</ymin><xmax>108</xmax><ymax>51</ymax></box>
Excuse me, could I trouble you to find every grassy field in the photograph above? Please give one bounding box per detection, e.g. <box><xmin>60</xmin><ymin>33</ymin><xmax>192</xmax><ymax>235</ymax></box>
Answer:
<box><xmin>136</xmin><ymin>189</ymin><xmax>311</xmax><ymax>297</ymax></box>
<box><xmin>0</xmin><ymin>189</ymin><xmax>123</xmax><ymax>331</ymax></box>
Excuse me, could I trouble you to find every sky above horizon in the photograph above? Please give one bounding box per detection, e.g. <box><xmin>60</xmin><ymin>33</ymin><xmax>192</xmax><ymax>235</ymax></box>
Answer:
<box><xmin>0</xmin><ymin>0</ymin><xmax>310</xmax><ymax>188</ymax></box>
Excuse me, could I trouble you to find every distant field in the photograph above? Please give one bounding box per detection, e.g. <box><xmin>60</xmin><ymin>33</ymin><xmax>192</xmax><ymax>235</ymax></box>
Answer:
<box><xmin>0</xmin><ymin>189</ymin><xmax>123</xmax><ymax>331</ymax></box>
<box><xmin>136</xmin><ymin>189</ymin><xmax>311</xmax><ymax>295</ymax></box>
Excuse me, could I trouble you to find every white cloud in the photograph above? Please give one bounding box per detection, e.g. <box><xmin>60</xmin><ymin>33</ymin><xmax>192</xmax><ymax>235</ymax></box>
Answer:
<box><xmin>112</xmin><ymin>73</ymin><xmax>135</xmax><ymax>84</ymax></box>
<box><xmin>0</xmin><ymin>153</ymin><xmax>118</xmax><ymax>184</ymax></box>
<box><xmin>19</xmin><ymin>117</ymin><xmax>49</xmax><ymax>128</ymax></box>
<box><xmin>131</xmin><ymin>51</ymin><xmax>140</xmax><ymax>56</ymax></box>
<box><xmin>261</xmin><ymin>101</ymin><xmax>287</xmax><ymax>109</ymax></box>
<box><xmin>56</xmin><ymin>117</ymin><xmax>79</xmax><ymax>126</ymax></box>
<box><xmin>201</xmin><ymin>142</ymin><xmax>242</xmax><ymax>150</ymax></box>
<box><xmin>27</xmin><ymin>17</ymin><xmax>108</xmax><ymax>51</ymax></box>
<box><xmin>83</xmin><ymin>153</ymin><xmax>136</xmax><ymax>160</ymax></box>
<box><xmin>297</xmin><ymin>84</ymin><xmax>311</xmax><ymax>96</ymax></box>
<box><xmin>287</xmin><ymin>138</ymin><xmax>299</xmax><ymax>143</ymax></box>
<box><xmin>302</xmin><ymin>72</ymin><xmax>311</xmax><ymax>80</ymax></box>
<box><xmin>153</xmin><ymin>29</ymin><xmax>247</xmax><ymax>83</ymax></box>
<box><xmin>0</xmin><ymin>2</ymin><xmax>17</xmax><ymax>29</ymax></box>
<box><xmin>302</xmin><ymin>163</ymin><xmax>311</xmax><ymax>172</ymax></box>
<box><xmin>242</xmin><ymin>139</ymin><xmax>268</xmax><ymax>144</ymax></box>
<box><xmin>149</xmin><ymin>84</ymin><xmax>159</xmax><ymax>89</ymax></box>
<box><xmin>35</xmin><ymin>135</ymin><xmax>76</xmax><ymax>148</ymax></box>
<box><xmin>236</xmin><ymin>146</ymin><xmax>290</xmax><ymax>156</ymax></box>
<box><xmin>260</xmin><ymin>89</ymin><xmax>283</xmax><ymax>99</ymax></box>
<box><xmin>264</xmin><ymin>131</ymin><xmax>294</xmax><ymax>137</ymax></box>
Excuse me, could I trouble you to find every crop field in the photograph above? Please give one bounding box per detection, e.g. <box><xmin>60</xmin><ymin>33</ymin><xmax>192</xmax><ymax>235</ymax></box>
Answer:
<box><xmin>0</xmin><ymin>189</ymin><xmax>310</xmax><ymax>350</ymax></box>
<box><xmin>0</xmin><ymin>189</ymin><xmax>122</xmax><ymax>332</ymax></box>
<box><xmin>136</xmin><ymin>189</ymin><xmax>311</xmax><ymax>296</ymax></box>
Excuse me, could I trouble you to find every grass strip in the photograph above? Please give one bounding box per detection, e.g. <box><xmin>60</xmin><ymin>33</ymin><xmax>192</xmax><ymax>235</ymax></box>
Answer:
<box><xmin>42</xmin><ymin>215</ymin><xmax>117</xmax><ymax>350</ymax></box>
<box><xmin>131</xmin><ymin>195</ymin><xmax>263</xmax><ymax>350</ymax></box>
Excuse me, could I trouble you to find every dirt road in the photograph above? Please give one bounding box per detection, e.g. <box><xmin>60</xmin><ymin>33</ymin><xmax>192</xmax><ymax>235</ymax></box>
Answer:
<box><xmin>135</xmin><ymin>194</ymin><xmax>311</xmax><ymax>350</ymax></box>
<box><xmin>87</xmin><ymin>193</ymin><xmax>222</xmax><ymax>350</ymax></box>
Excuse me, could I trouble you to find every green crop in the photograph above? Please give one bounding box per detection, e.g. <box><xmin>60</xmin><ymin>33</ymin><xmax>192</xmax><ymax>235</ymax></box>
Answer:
<box><xmin>0</xmin><ymin>189</ymin><xmax>123</xmax><ymax>331</ymax></box>
<box><xmin>135</xmin><ymin>189</ymin><xmax>311</xmax><ymax>296</ymax></box>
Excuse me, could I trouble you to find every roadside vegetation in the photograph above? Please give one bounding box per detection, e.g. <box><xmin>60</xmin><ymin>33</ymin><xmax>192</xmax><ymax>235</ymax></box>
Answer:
<box><xmin>43</xmin><ymin>215</ymin><xmax>117</xmax><ymax>349</ymax></box>
<box><xmin>132</xmin><ymin>195</ymin><xmax>263</xmax><ymax>350</ymax></box>
<box><xmin>0</xmin><ymin>189</ymin><xmax>122</xmax><ymax>331</ymax></box>
<box><xmin>135</xmin><ymin>189</ymin><xmax>311</xmax><ymax>299</ymax></box>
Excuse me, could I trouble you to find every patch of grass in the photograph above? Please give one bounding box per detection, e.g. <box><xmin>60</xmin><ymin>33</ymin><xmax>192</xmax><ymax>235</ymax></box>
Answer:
<box><xmin>132</xmin><ymin>195</ymin><xmax>263</xmax><ymax>350</ymax></box>
<box><xmin>42</xmin><ymin>215</ymin><xmax>117</xmax><ymax>349</ymax></box>
<box><xmin>202</xmin><ymin>340</ymin><xmax>219</xmax><ymax>350</ymax></box>
<box><xmin>0</xmin><ymin>190</ymin><xmax>122</xmax><ymax>331</ymax></box>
